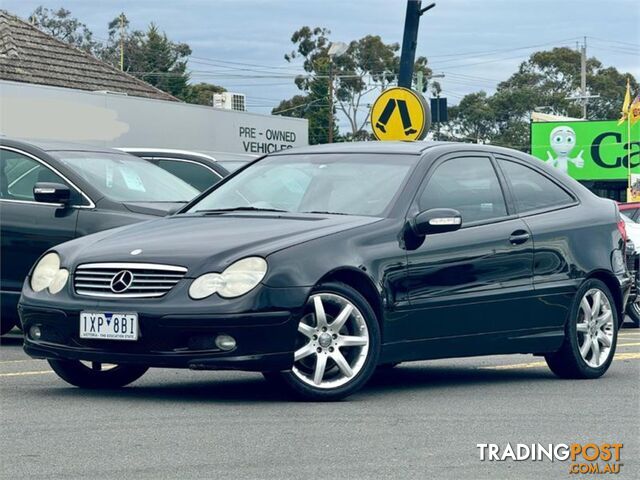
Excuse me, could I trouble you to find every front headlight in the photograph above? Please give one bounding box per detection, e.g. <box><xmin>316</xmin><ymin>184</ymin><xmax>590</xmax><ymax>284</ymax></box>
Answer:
<box><xmin>189</xmin><ymin>257</ymin><xmax>268</xmax><ymax>300</ymax></box>
<box><xmin>30</xmin><ymin>252</ymin><xmax>69</xmax><ymax>294</ymax></box>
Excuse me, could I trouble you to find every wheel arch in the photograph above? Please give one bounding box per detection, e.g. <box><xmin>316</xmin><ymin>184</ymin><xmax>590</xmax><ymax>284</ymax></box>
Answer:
<box><xmin>317</xmin><ymin>267</ymin><xmax>384</xmax><ymax>334</ymax></box>
<box><xmin>585</xmin><ymin>270</ymin><xmax>624</xmax><ymax>326</ymax></box>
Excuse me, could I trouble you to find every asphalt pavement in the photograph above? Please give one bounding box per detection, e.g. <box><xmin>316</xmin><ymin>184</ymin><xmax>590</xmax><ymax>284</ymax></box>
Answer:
<box><xmin>1</xmin><ymin>325</ymin><xmax>638</xmax><ymax>480</ymax></box>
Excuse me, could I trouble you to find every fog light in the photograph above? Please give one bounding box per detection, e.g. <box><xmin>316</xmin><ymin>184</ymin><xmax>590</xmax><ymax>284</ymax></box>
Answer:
<box><xmin>215</xmin><ymin>334</ymin><xmax>236</xmax><ymax>351</ymax></box>
<box><xmin>29</xmin><ymin>326</ymin><xmax>42</xmax><ymax>340</ymax></box>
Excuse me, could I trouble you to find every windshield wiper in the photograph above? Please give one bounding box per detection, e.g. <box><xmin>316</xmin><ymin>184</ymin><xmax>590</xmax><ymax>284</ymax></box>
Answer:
<box><xmin>196</xmin><ymin>206</ymin><xmax>289</xmax><ymax>214</ymax></box>
<box><xmin>301</xmin><ymin>210</ymin><xmax>350</xmax><ymax>215</ymax></box>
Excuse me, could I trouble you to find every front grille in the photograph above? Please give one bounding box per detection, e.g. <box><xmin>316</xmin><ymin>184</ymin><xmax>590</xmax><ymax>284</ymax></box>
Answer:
<box><xmin>74</xmin><ymin>263</ymin><xmax>188</xmax><ymax>299</ymax></box>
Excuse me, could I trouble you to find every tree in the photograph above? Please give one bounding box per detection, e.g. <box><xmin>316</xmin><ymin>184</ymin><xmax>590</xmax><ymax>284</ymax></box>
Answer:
<box><xmin>28</xmin><ymin>8</ymin><xmax>225</xmax><ymax>103</ymax></box>
<box><xmin>446</xmin><ymin>91</ymin><xmax>496</xmax><ymax>143</ymax></box>
<box><xmin>141</xmin><ymin>24</ymin><xmax>191</xmax><ymax>98</ymax></box>
<box><xmin>272</xmin><ymin>87</ymin><xmax>337</xmax><ymax>145</ymax></box>
<box><xmin>28</xmin><ymin>6</ymin><xmax>99</xmax><ymax>54</ymax></box>
<box><xmin>449</xmin><ymin>47</ymin><xmax>639</xmax><ymax>151</ymax></box>
<box><xmin>98</xmin><ymin>16</ymin><xmax>192</xmax><ymax>99</ymax></box>
<box><xmin>278</xmin><ymin>26</ymin><xmax>435</xmax><ymax>140</ymax></box>
<box><xmin>184</xmin><ymin>83</ymin><xmax>227</xmax><ymax>106</ymax></box>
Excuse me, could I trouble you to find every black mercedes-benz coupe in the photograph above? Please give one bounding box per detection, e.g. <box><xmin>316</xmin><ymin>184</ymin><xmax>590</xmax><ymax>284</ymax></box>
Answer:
<box><xmin>19</xmin><ymin>141</ymin><xmax>631</xmax><ymax>400</ymax></box>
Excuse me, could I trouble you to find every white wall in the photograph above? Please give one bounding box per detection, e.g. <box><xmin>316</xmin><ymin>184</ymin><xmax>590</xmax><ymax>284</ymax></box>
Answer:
<box><xmin>0</xmin><ymin>80</ymin><xmax>308</xmax><ymax>156</ymax></box>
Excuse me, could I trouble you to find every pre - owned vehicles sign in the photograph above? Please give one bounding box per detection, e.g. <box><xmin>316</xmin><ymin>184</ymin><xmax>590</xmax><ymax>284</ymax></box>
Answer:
<box><xmin>531</xmin><ymin>120</ymin><xmax>640</xmax><ymax>180</ymax></box>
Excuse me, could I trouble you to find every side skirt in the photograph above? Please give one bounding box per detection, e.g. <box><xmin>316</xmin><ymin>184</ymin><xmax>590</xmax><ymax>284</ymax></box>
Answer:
<box><xmin>379</xmin><ymin>327</ymin><xmax>566</xmax><ymax>365</ymax></box>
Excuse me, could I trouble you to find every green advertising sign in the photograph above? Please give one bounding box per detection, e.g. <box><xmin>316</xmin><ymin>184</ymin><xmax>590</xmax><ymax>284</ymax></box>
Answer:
<box><xmin>531</xmin><ymin>120</ymin><xmax>640</xmax><ymax>180</ymax></box>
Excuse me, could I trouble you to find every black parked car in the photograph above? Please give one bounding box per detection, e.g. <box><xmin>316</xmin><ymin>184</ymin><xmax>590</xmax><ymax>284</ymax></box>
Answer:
<box><xmin>119</xmin><ymin>148</ymin><xmax>229</xmax><ymax>192</ymax></box>
<box><xmin>19</xmin><ymin>142</ymin><xmax>631</xmax><ymax>400</ymax></box>
<box><xmin>0</xmin><ymin>138</ymin><xmax>198</xmax><ymax>334</ymax></box>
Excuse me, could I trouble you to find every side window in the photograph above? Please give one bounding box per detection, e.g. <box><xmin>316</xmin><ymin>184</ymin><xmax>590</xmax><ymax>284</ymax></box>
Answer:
<box><xmin>620</xmin><ymin>208</ymin><xmax>637</xmax><ymax>220</ymax></box>
<box><xmin>156</xmin><ymin>159</ymin><xmax>222</xmax><ymax>192</ymax></box>
<box><xmin>498</xmin><ymin>159</ymin><xmax>574</xmax><ymax>213</ymax></box>
<box><xmin>419</xmin><ymin>156</ymin><xmax>507</xmax><ymax>224</ymax></box>
<box><xmin>0</xmin><ymin>149</ymin><xmax>67</xmax><ymax>201</ymax></box>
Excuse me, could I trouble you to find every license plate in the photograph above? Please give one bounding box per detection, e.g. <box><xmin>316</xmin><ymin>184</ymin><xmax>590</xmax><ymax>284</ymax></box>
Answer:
<box><xmin>80</xmin><ymin>312</ymin><xmax>138</xmax><ymax>341</ymax></box>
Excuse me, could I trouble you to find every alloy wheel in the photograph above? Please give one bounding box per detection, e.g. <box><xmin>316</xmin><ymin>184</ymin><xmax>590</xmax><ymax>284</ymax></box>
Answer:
<box><xmin>576</xmin><ymin>288</ymin><xmax>614</xmax><ymax>368</ymax></box>
<box><xmin>292</xmin><ymin>293</ymin><xmax>370</xmax><ymax>389</ymax></box>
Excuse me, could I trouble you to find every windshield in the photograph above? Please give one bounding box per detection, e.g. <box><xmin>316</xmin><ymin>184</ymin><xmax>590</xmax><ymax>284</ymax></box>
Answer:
<box><xmin>187</xmin><ymin>153</ymin><xmax>417</xmax><ymax>217</ymax></box>
<box><xmin>54</xmin><ymin>151</ymin><xmax>198</xmax><ymax>202</ymax></box>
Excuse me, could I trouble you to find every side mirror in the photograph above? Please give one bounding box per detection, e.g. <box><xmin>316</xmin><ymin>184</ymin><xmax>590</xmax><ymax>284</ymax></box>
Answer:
<box><xmin>33</xmin><ymin>182</ymin><xmax>71</xmax><ymax>205</ymax></box>
<box><xmin>411</xmin><ymin>208</ymin><xmax>462</xmax><ymax>236</ymax></box>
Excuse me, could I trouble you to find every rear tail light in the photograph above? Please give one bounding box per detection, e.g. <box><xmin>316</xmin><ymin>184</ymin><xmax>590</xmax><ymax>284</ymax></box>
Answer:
<box><xmin>618</xmin><ymin>219</ymin><xmax>628</xmax><ymax>243</ymax></box>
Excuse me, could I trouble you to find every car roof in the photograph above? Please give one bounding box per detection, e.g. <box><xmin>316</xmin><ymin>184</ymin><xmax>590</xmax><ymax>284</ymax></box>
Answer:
<box><xmin>0</xmin><ymin>137</ymin><xmax>127</xmax><ymax>155</ymax></box>
<box><xmin>118</xmin><ymin>148</ymin><xmax>219</xmax><ymax>162</ymax></box>
<box><xmin>271</xmin><ymin>141</ymin><xmax>447</xmax><ymax>156</ymax></box>
<box><xmin>267</xmin><ymin>140</ymin><xmax>546</xmax><ymax>158</ymax></box>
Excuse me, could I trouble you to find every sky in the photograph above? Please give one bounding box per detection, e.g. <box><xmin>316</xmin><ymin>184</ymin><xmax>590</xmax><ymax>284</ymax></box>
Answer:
<box><xmin>2</xmin><ymin>0</ymin><xmax>639</xmax><ymax>131</ymax></box>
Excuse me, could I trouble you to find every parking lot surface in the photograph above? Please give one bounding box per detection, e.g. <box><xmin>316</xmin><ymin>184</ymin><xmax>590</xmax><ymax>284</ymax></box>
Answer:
<box><xmin>1</xmin><ymin>327</ymin><xmax>638</xmax><ymax>480</ymax></box>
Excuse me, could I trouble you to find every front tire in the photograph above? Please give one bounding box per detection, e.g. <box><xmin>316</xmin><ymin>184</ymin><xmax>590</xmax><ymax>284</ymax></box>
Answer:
<box><xmin>48</xmin><ymin>360</ymin><xmax>148</xmax><ymax>388</ymax></box>
<box><xmin>545</xmin><ymin>279</ymin><xmax>618</xmax><ymax>379</ymax></box>
<box><xmin>267</xmin><ymin>282</ymin><xmax>381</xmax><ymax>401</ymax></box>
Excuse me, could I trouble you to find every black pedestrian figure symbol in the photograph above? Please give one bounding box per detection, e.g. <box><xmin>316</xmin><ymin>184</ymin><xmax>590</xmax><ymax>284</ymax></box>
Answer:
<box><xmin>375</xmin><ymin>98</ymin><xmax>418</xmax><ymax>136</ymax></box>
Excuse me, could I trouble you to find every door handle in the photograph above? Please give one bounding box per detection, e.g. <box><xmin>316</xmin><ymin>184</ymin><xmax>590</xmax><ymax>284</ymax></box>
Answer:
<box><xmin>509</xmin><ymin>230</ymin><xmax>530</xmax><ymax>245</ymax></box>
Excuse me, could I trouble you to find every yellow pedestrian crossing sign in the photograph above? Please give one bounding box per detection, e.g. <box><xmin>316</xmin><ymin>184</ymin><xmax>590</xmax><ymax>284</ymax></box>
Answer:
<box><xmin>371</xmin><ymin>87</ymin><xmax>430</xmax><ymax>141</ymax></box>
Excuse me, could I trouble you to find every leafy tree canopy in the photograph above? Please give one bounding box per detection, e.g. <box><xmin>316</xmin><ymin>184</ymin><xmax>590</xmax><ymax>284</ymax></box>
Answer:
<box><xmin>447</xmin><ymin>47</ymin><xmax>638</xmax><ymax>151</ymax></box>
<box><xmin>28</xmin><ymin>6</ymin><xmax>99</xmax><ymax>54</ymax></box>
<box><xmin>276</xmin><ymin>26</ymin><xmax>436</xmax><ymax>139</ymax></box>
<box><xmin>28</xmin><ymin>7</ymin><xmax>224</xmax><ymax>103</ymax></box>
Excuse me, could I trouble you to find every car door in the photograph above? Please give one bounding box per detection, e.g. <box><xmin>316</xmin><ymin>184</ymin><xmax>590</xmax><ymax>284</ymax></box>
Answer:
<box><xmin>495</xmin><ymin>155</ymin><xmax>580</xmax><ymax>330</ymax></box>
<box><xmin>0</xmin><ymin>148</ymin><xmax>85</xmax><ymax>294</ymax></box>
<box><xmin>404</xmin><ymin>154</ymin><xmax>535</xmax><ymax>343</ymax></box>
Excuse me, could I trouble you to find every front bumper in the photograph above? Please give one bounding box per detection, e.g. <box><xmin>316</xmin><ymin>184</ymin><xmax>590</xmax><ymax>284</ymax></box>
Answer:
<box><xmin>19</xmin><ymin>284</ymin><xmax>310</xmax><ymax>372</ymax></box>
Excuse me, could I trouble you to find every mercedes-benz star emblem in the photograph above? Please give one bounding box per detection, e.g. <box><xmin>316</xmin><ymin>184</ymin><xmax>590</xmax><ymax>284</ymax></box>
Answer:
<box><xmin>110</xmin><ymin>270</ymin><xmax>134</xmax><ymax>293</ymax></box>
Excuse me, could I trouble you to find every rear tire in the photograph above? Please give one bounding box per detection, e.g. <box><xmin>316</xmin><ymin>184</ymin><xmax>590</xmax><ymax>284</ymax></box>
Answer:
<box><xmin>626</xmin><ymin>300</ymin><xmax>640</xmax><ymax>328</ymax></box>
<box><xmin>545</xmin><ymin>279</ymin><xmax>618</xmax><ymax>379</ymax></box>
<box><xmin>48</xmin><ymin>360</ymin><xmax>148</xmax><ymax>388</ymax></box>
<box><xmin>267</xmin><ymin>282</ymin><xmax>381</xmax><ymax>401</ymax></box>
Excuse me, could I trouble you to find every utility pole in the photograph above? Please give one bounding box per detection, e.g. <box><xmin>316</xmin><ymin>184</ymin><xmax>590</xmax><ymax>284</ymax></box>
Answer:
<box><xmin>328</xmin><ymin>61</ymin><xmax>334</xmax><ymax>143</ymax></box>
<box><xmin>326</xmin><ymin>42</ymin><xmax>348</xmax><ymax>143</ymax></box>
<box><xmin>566</xmin><ymin>37</ymin><xmax>599</xmax><ymax>119</ymax></box>
<box><xmin>119</xmin><ymin>13</ymin><xmax>125</xmax><ymax>71</ymax></box>
<box><xmin>398</xmin><ymin>1</ymin><xmax>435</xmax><ymax>88</ymax></box>
<box><xmin>580</xmin><ymin>36</ymin><xmax>587</xmax><ymax>118</ymax></box>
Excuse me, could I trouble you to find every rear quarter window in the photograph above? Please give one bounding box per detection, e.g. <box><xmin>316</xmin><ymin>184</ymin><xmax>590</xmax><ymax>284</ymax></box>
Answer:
<box><xmin>498</xmin><ymin>159</ymin><xmax>574</xmax><ymax>213</ymax></box>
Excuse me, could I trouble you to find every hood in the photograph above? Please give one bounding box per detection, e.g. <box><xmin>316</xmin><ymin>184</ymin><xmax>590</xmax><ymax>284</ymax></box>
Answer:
<box><xmin>122</xmin><ymin>201</ymin><xmax>187</xmax><ymax>216</ymax></box>
<box><xmin>57</xmin><ymin>212</ymin><xmax>381</xmax><ymax>276</ymax></box>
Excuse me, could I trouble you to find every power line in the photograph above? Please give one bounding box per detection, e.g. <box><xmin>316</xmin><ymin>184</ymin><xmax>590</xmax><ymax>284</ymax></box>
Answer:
<box><xmin>425</xmin><ymin>37</ymin><xmax>582</xmax><ymax>61</ymax></box>
<box><xmin>588</xmin><ymin>36</ymin><xmax>640</xmax><ymax>49</ymax></box>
